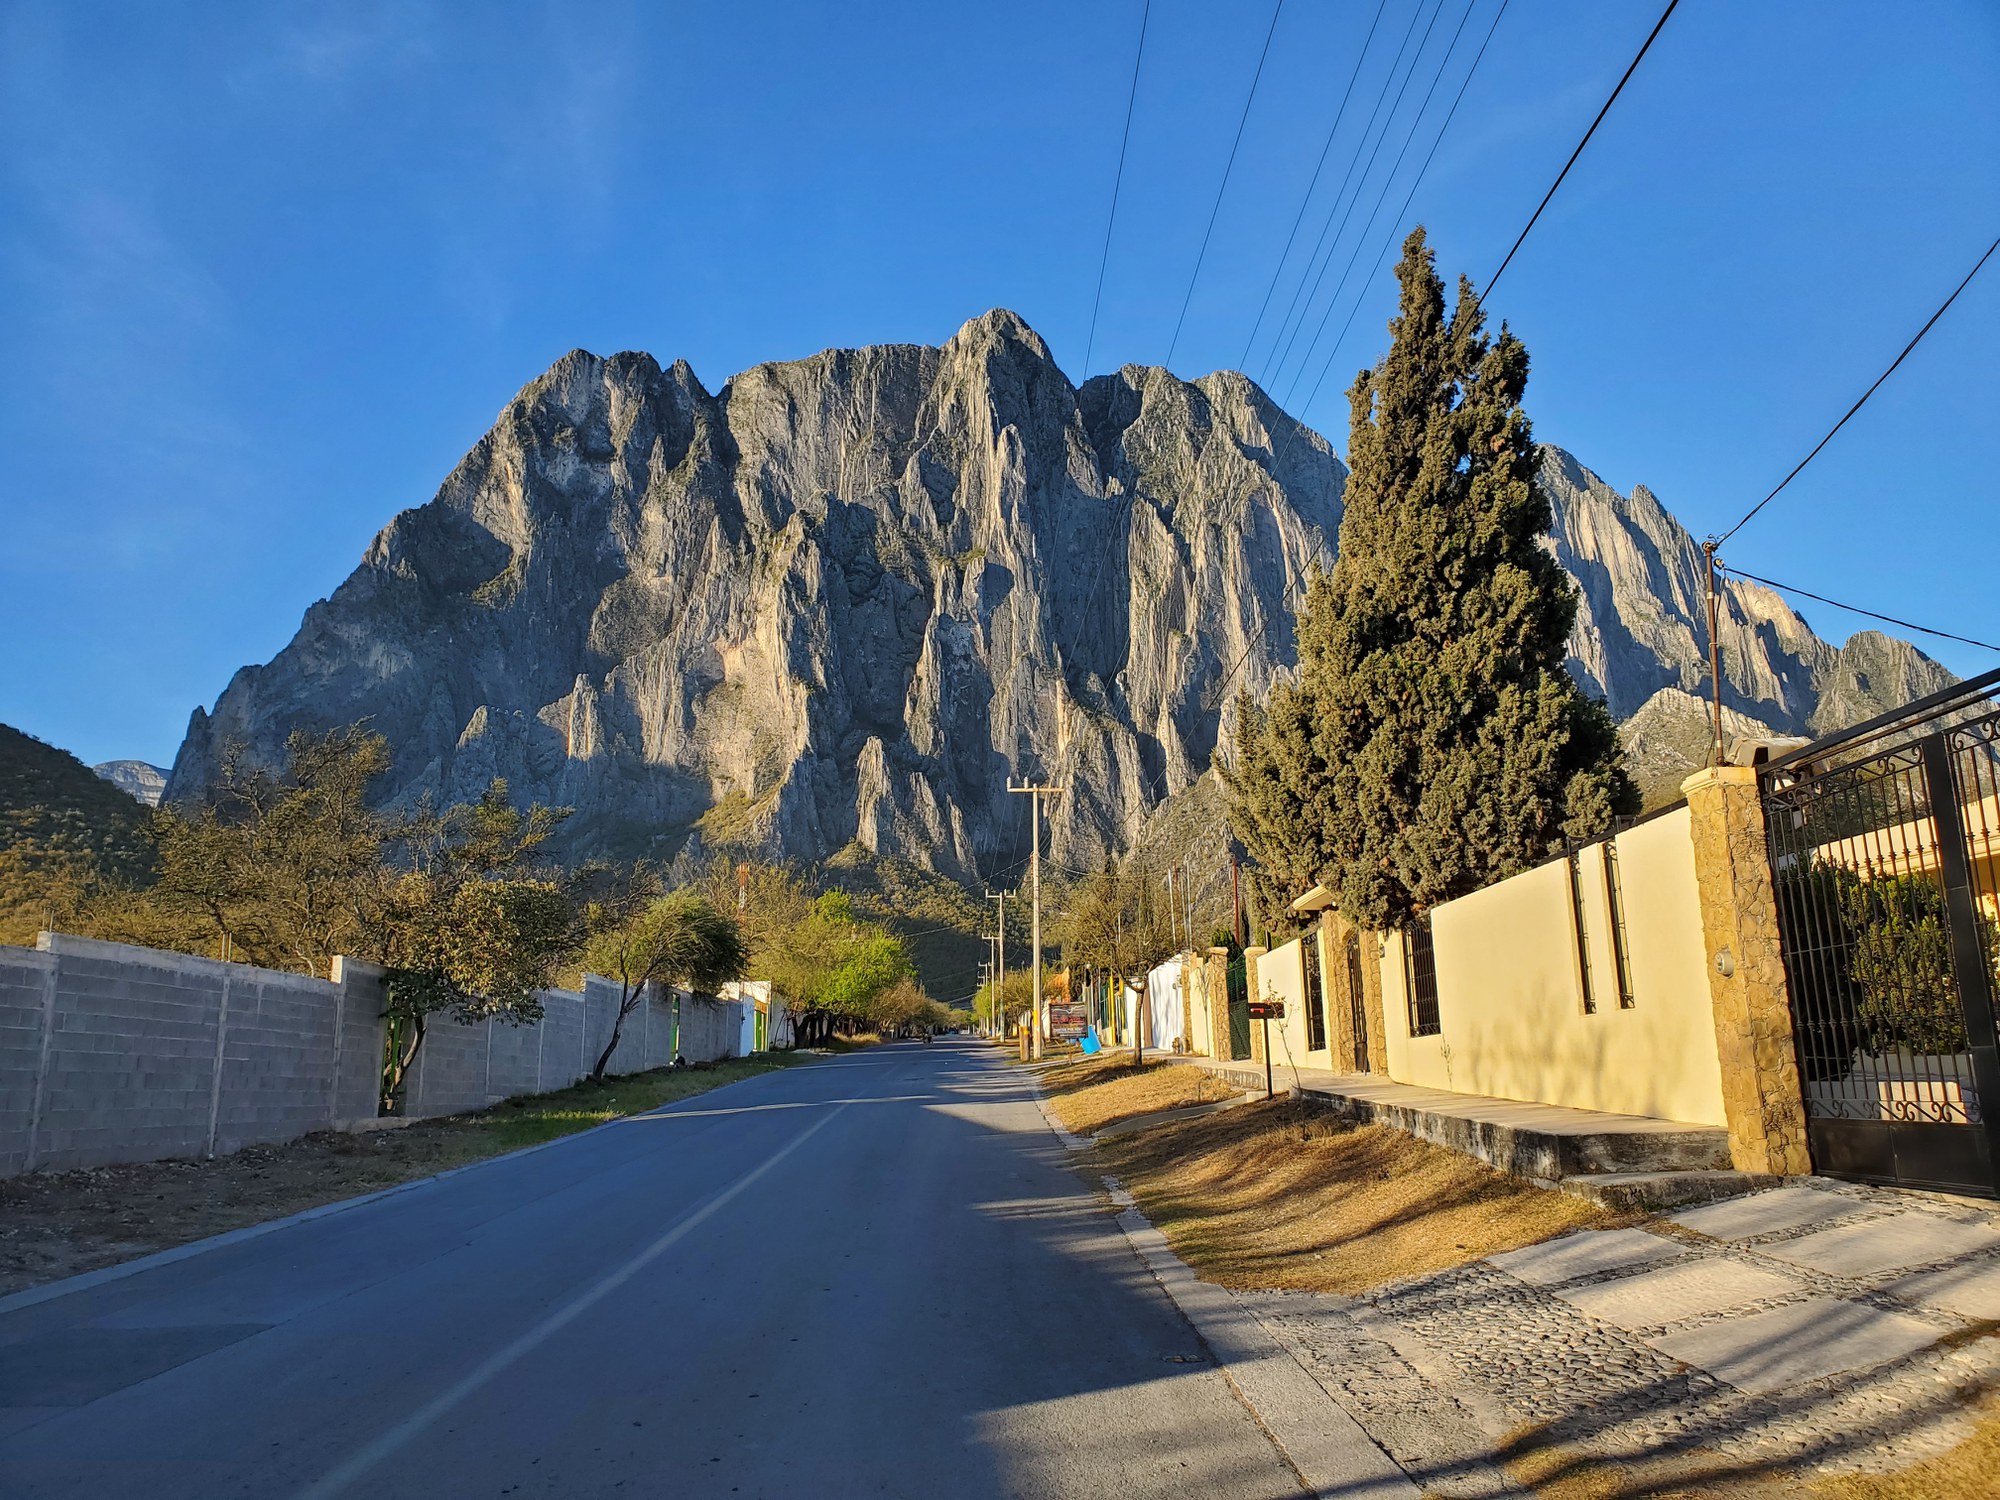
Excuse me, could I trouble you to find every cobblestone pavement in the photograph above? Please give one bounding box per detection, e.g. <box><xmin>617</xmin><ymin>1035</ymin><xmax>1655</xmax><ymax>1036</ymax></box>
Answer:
<box><xmin>1241</xmin><ymin>1180</ymin><xmax>2000</xmax><ymax>1492</ymax></box>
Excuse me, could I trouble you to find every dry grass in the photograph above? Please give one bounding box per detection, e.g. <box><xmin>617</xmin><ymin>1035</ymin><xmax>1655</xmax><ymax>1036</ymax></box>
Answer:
<box><xmin>1040</xmin><ymin>1055</ymin><xmax>1239</xmax><ymax>1138</ymax></box>
<box><xmin>1805</xmin><ymin>1393</ymin><xmax>2000</xmax><ymax>1500</ymax></box>
<box><xmin>1491</xmin><ymin>1382</ymin><xmax>2000</xmax><ymax>1498</ymax></box>
<box><xmin>0</xmin><ymin>1053</ymin><xmax>806</xmax><ymax>1298</ymax></box>
<box><xmin>1094</xmin><ymin>1096</ymin><xmax>1608</xmax><ymax>1294</ymax></box>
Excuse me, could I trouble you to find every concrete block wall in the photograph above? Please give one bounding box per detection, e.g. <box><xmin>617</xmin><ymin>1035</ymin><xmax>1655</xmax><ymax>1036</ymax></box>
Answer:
<box><xmin>331</xmin><ymin>958</ymin><xmax>389</xmax><ymax>1122</ymax></box>
<box><xmin>0</xmin><ymin>947</ymin><xmax>57</xmax><ymax>1177</ymax></box>
<box><xmin>0</xmin><ymin>934</ymin><xmax>389</xmax><ymax>1177</ymax></box>
<box><xmin>0</xmin><ymin>932</ymin><xmax>775</xmax><ymax>1166</ymax></box>
<box><xmin>397</xmin><ymin>979</ymin><xmax>727</xmax><ymax>1120</ymax></box>
<box><xmin>677</xmin><ymin>993</ymin><xmax>741</xmax><ymax>1064</ymax></box>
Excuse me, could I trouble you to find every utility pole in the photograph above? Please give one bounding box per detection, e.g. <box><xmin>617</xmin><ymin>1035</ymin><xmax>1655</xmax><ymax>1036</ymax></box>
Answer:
<box><xmin>1703</xmin><ymin>538</ymin><xmax>1725</xmax><ymax>766</ymax></box>
<box><xmin>1008</xmin><ymin>779</ymin><xmax>1064</xmax><ymax>1061</ymax></box>
<box><xmin>1232</xmin><ymin>854</ymin><xmax>1245</xmax><ymax>949</ymax></box>
<box><xmin>987</xmin><ymin>888</ymin><xmax>1007</xmax><ymax>1037</ymax></box>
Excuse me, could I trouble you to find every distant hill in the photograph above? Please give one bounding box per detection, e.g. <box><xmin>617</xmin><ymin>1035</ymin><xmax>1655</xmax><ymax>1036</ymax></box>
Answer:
<box><xmin>0</xmin><ymin>724</ymin><xmax>156</xmax><ymax>946</ymax></box>
<box><xmin>92</xmin><ymin>760</ymin><xmax>168</xmax><ymax>807</ymax></box>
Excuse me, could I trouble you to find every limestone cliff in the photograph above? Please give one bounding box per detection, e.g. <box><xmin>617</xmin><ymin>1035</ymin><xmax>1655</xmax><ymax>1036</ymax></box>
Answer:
<box><xmin>166</xmin><ymin>311</ymin><xmax>1949</xmax><ymax>876</ymax></box>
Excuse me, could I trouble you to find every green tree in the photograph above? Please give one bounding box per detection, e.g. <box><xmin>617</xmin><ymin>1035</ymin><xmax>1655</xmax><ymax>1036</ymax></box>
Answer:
<box><xmin>145</xmin><ymin>726</ymin><xmax>392</xmax><ymax>974</ymax></box>
<box><xmin>582</xmin><ymin>891</ymin><xmax>748</xmax><ymax>1080</ymax></box>
<box><xmin>376</xmin><ymin>779</ymin><xmax>576</xmax><ymax>1105</ymax></box>
<box><xmin>1227</xmin><ymin>227</ymin><xmax>1634</xmax><ymax>934</ymax></box>
<box><xmin>1061</xmin><ymin>861</ymin><xmax>1174</xmax><ymax>1062</ymax></box>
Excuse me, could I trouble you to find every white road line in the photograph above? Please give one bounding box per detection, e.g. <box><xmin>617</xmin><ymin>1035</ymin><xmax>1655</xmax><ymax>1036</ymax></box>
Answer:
<box><xmin>290</xmin><ymin>1099</ymin><xmax>852</xmax><ymax>1500</ymax></box>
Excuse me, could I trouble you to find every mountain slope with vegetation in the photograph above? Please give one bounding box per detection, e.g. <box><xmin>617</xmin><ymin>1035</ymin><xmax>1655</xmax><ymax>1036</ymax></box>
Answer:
<box><xmin>0</xmin><ymin>723</ymin><xmax>156</xmax><ymax>945</ymax></box>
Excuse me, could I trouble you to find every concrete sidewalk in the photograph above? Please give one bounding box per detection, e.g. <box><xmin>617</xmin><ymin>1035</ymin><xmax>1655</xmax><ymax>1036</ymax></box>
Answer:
<box><xmin>1251</xmin><ymin>1179</ymin><xmax>2000</xmax><ymax>1491</ymax></box>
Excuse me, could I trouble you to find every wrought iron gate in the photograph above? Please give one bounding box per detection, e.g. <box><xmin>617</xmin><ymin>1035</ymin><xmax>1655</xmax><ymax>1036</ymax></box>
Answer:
<box><xmin>1763</xmin><ymin>673</ymin><xmax>2000</xmax><ymax>1196</ymax></box>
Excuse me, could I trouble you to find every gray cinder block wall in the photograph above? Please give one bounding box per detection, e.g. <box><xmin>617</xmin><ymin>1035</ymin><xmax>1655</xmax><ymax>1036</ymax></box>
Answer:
<box><xmin>0</xmin><ymin>935</ymin><xmax>389</xmax><ymax>1178</ymax></box>
<box><xmin>0</xmin><ymin>933</ymin><xmax>768</xmax><ymax>1174</ymax></box>
<box><xmin>396</xmin><ymin>981</ymin><xmax>752</xmax><ymax>1120</ymax></box>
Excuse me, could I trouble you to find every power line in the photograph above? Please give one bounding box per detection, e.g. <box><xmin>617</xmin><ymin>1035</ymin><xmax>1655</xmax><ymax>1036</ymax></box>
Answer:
<box><xmin>1253</xmin><ymin>0</ymin><xmax>1437</xmax><ymax>388</ymax></box>
<box><xmin>1164</xmin><ymin>0</ymin><xmax>1287</xmax><ymax>370</ymax></box>
<box><xmin>1714</xmin><ymin>232</ymin><xmax>1999</xmax><ymax>545</ymax></box>
<box><xmin>1484</xmin><ymin>0</ymin><xmax>1678</xmax><ymax>296</ymax></box>
<box><xmin>1236</xmin><ymin>0</ymin><xmax>1391</xmax><ymax>371</ymax></box>
<box><xmin>1083</xmin><ymin>0</ymin><xmax>1153</xmax><ymax>378</ymax></box>
<box><xmin>1278</xmin><ymin>0</ymin><xmax>1482</xmax><ymax>410</ymax></box>
<box><xmin>1718</xmin><ymin>564</ymin><xmax>2000</xmax><ymax>655</ymax></box>
<box><xmin>1298</xmin><ymin>0</ymin><xmax>1512</xmax><ymax>417</ymax></box>
<box><xmin>1263</xmin><ymin>0</ymin><xmax>1449</xmax><ymax>390</ymax></box>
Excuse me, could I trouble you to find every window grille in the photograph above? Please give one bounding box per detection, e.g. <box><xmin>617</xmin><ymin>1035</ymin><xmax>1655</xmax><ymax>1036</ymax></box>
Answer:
<box><xmin>1404</xmin><ymin>920</ymin><xmax>1440</xmax><ymax>1037</ymax></box>
<box><xmin>1569</xmin><ymin>852</ymin><xmax>1598</xmax><ymax>1014</ymax></box>
<box><xmin>1602</xmin><ymin>842</ymin><xmax>1637</xmax><ymax>1008</ymax></box>
<box><xmin>1302</xmin><ymin>933</ymin><xmax>1328</xmax><ymax>1052</ymax></box>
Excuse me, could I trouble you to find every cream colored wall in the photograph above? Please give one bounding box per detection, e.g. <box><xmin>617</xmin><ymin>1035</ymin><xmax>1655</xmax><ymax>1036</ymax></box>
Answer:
<box><xmin>1403</xmin><ymin>807</ymin><xmax>1726</xmax><ymax>1126</ymax></box>
<box><xmin>1249</xmin><ymin>932</ymin><xmax>1332</xmax><ymax>1071</ymax></box>
<box><xmin>1380</xmin><ymin>927</ymin><xmax>1444</xmax><ymax>1088</ymax></box>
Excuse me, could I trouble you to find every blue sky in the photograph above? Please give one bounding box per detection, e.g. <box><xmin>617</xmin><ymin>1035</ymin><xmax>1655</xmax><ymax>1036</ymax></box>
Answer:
<box><xmin>2</xmin><ymin>0</ymin><xmax>1996</xmax><ymax>768</ymax></box>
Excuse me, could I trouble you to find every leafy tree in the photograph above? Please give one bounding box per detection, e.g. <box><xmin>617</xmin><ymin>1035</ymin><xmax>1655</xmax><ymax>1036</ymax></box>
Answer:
<box><xmin>1061</xmin><ymin>861</ymin><xmax>1173</xmax><ymax>1061</ymax></box>
<box><xmin>145</xmin><ymin>726</ymin><xmax>391</xmax><ymax>974</ymax></box>
<box><xmin>1226</xmin><ymin>227</ymin><xmax>1634</xmax><ymax>934</ymax></box>
<box><xmin>974</xmin><ymin>968</ymin><xmax>1043</xmax><ymax>1034</ymax></box>
<box><xmin>704</xmin><ymin>865</ymin><xmax>913</xmax><ymax>1044</ymax></box>
<box><xmin>582</xmin><ymin>891</ymin><xmax>748</xmax><ymax>1080</ymax></box>
<box><xmin>376</xmin><ymin>779</ymin><xmax>575</xmax><ymax>1103</ymax></box>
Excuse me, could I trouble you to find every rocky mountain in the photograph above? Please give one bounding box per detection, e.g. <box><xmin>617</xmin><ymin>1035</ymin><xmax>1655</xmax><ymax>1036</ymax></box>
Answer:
<box><xmin>1541</xmin><ymin>450</ymin><xmax>1953</xmax><ymax>803</ymax></box>
<box><xmin>165</xmin><ymin>311</ymin><xmax>1949</xmax><ymax>878</ymax></box>
<box><xmin>92</xmin><ymin>761</ymin><xmax>168</xmax><ymax>807</ymax></box>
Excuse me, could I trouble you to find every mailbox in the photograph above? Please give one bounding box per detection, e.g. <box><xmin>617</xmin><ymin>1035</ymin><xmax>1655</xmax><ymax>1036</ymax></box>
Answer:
<box><xmin>1247</xmin><ymin>1001</ymin><xmax>1285</xmax><ymax>1020</ymax></box>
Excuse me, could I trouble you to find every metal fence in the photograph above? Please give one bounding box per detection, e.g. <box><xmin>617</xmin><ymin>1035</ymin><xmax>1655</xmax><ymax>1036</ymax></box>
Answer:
<box><xmin>1763</xmin><ymin>668</ymin><xmax>2000</xmax><ymax>1196</ymax></box>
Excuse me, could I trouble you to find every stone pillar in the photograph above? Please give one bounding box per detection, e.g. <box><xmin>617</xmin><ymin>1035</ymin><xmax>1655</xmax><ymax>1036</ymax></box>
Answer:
<box><xmin>1682</xmin><ymin>766</ymin><xmax>1813</xmax><ymax>1176</ymax></box>
<box><xmin>1205</xmin><ymin>949</ymin><xmax>1230</xmax><ymax>1058</ymax></box>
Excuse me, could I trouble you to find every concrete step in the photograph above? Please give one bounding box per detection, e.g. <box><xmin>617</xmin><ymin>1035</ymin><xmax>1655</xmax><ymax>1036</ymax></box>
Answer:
<box><xmin>1558</xmin><ymin>1170</ymin><xmax>1779</xmax><ymax>1213</ymax></box>
<box><xmin>1168</xmin><ymin>1056</ymin><xmax>1735</xmax><ymax>1186</ymax></box>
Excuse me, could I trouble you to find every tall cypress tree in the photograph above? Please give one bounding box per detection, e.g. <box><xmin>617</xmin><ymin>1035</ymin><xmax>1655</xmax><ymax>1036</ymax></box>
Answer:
<box><xmin>1226</xmin><ymin>227</ymin><xmax>1634</xmax><ymax>933</ymax></box>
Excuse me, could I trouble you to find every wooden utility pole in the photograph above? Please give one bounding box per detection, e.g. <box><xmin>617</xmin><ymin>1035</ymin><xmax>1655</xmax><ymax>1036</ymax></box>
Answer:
<box><xmin>986</xmin><ymin>888</ymin><xmax>1007</xmax><ymax>1037</ymax></box>
<box><xmin>1232</xmin><ymin>855</ymin><xmax>1245</xmax><ymax>948</ymax></box>
<box><xmin>1703</xmin><ymin>539</ymin><xmax>1725</xmax><ymax>766</ymax></box>
<box><xmin>1008</xmin><ymin>779</ymin><xmax>1063</xmax><ymax>1060</ymax></box>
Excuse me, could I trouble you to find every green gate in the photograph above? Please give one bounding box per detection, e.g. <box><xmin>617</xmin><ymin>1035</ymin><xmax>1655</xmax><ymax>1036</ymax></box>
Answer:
<box><xmin>1226</xmin><ymin>955</ymin><xmax>1251</xmax><ymax>1060</ymax></box>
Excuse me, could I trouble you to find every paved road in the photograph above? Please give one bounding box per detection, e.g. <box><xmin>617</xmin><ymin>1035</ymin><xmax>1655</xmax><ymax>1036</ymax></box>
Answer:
<box><xmin>0</xmin><ymin>1039</ymin><xmax>1306</xmax><ymax>1498</ymax></box>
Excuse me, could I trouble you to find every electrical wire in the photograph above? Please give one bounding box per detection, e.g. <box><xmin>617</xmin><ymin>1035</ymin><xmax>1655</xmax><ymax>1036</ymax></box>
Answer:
<box><xmin>1236</xmin><ymin>0</ymin><xmax>1392</xmax><ymax>370</ymax></box>
<box><xmin>1083</xmin><ymin>0</ymin><xmax>1153</xmax><ymax>378</ymax></box>
<box><xmin>1261</xmin><ymin>0</ymin><xmax>1446</xmax><ymax>388</ymax></box>
<box><xmin>1164</xmin><ymin>0</ymin><xmax>1288</xmax><ymax>369</ymax></box>
<box><xmin>1278</xmin><ymin>0</ymin><xmax>1482</xmax><ymax>410</ymax></box>
<box><xmin>1484</xmin><ymin>0</ymin><xmax>1678</xmax><ymax>295</ymax></box>
<box><xmin>1297</xmin><ymin>0</ymin><xmax>1512</xmax><ymax>417</ymax></box>
<box><xmin>1717</xmin><ymin>565</ymin><xmax>2000</xmax><ymax>655</ymax></box>
<box><xmin>1714</xmin><ymin>233</ymin><xmax>2000</xmax><ymax>546</ymax></box>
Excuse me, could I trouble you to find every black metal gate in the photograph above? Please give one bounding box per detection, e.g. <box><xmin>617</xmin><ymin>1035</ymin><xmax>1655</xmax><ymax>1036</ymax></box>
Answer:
<box><xmin>1763</xmin><ymin>673</ymin><xmax>2000</xmax><ymax>1196</ymax></box>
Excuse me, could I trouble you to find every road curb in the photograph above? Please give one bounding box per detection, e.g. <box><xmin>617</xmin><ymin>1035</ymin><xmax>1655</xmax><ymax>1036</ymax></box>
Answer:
<box><xmin>1030</xmin><ymin>1076</ymin><xmax>1418</xmax><ymax>1499</ymax></box>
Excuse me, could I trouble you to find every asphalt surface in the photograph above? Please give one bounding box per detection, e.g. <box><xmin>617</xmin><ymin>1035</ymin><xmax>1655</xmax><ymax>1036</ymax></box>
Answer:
<box><xmin>0</xmin><ymin>1038</ymin><xmax>1307</xmax><ymax>1498</ymax></box>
